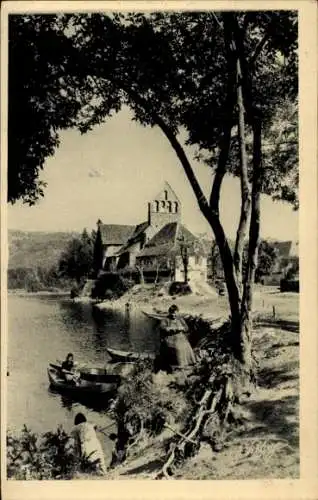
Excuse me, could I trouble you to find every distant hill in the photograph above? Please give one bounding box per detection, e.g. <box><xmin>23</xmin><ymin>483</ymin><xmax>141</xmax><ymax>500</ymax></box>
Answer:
<box><xmin>8</xmin><ymin>230</ymin><xmax>79</xmax><ymax>270</ymax></box>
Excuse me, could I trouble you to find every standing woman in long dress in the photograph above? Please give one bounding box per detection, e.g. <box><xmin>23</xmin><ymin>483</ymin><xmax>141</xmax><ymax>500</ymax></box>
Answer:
<box><xmin>158</xmin><ymin>304</ymin><xmax>196</xmax><ymax>373</ymax></box>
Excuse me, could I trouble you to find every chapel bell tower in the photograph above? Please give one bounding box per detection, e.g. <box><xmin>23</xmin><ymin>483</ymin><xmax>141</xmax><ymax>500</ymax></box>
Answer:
<box><xmin>147</xmin><ymin>182</ymin><xmax>181</xmax><ymax>230</ymax></box>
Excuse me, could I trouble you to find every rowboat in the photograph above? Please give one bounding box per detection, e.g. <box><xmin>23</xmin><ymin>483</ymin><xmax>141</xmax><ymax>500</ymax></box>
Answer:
<box><xmin>142</xmin><ymin>310</ymin><xmax>167</xmax><ymax>321</ymax></box>
<box><xmin>47</xmin><ymin>363</ymin><xmax>121</xmax><ymax>396</ymax></box>
<box><xmin>106</xmin><ymin>347</ymin><xmax>155</xmax><ymax>363</ymax></box>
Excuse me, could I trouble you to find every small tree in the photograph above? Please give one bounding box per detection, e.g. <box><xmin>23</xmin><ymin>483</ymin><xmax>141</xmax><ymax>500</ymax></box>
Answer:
<box><xmin>135</xmin><ymin>263</ymin><xmax>145</xmax><ymax>285</ymax></box>
<box><xmin>58</xmin><ymin>229</ymin><xmax>95</xmax><ymax>284</ymax></box>
<box><xmin>177</xmin><ymin>235</ymin><xmax>190</xmax><ymax>284</ymax></box>
<box><xmin>255</xmin><ymin>241</ymin><xmax>279</xmax><ymax>283</ymax></box>
<box><xmin>154</xmin><ymin>255</ymin><xmax>168</xmax><ymax>285</ymax></box>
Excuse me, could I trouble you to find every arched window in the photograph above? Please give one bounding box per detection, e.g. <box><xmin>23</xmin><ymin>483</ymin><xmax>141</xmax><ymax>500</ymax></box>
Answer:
<box><xmin>167</xmin><ymin>201</ymin><xmax>172</xmax><ymax>213</ymax></box>
<box><xmin>164</xmin><ymin>190</ymin><xmax>168</xmax><ymax>200</ymax></box>
<box><xmin>175</xmin><ymin>202</ymin><xmax>178</xmax><ymax>213</ymax></box>
<box><xmin>154</xmin><ymin>200</ymin><xmax>159</xmax><ymax>212</ymax></box>
<box><xmin>160</xmin><ymin>200</ymin><xmax>165</xmax><ymax>212</ymax></box>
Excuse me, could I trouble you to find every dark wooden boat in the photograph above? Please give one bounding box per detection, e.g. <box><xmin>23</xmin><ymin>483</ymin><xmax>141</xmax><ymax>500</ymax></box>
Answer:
<box><xmin>106</xmin><ymin>347</ymin><xmax>155</xmax><ymax>363</ymax></box>
<box><xmin>47</xmin><ymin>363</ymin><xmax>121</xmax><ymax>396</ymax></box>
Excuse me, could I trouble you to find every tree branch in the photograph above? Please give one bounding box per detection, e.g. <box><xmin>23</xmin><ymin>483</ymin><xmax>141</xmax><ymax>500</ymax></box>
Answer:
<box><xmin>151</xmin><ymin>116</ymin><xmax>210</xmax><ymax>217</ymax></box>
<box><xmin>249</xmin><ymin>32</ymin><xmax>270</xmax><ymax>68</ymax></box>
<box><xmin>92</xmin><ymin>73</ymin><xmax>211</xmax><ymax>217</ymax></box>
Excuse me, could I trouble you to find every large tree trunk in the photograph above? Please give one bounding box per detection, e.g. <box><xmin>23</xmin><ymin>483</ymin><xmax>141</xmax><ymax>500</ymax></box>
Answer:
<box><xmin>232</xmin><ymin>119</ymin><xmax>262</xmax><ymax>367</ymax></box>
<box><xmin>233</xmin><ymin>54</ymin><xmax>251</xmax><ymax>286</ymax></box>
<box><xmin>232</xmin><ymin>13</ymin><xmax>263</xmax><ymax>367</ymax></box>
<box><xmin>222</xmin><ymin>12</ymin><xmax>254</xmax><ymax>366</ymax></box>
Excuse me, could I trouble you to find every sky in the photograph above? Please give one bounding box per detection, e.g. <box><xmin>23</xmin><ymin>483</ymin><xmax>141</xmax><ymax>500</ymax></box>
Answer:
<box><xmin>8</xmin><ymin>106</ymin><xmax>298</xmax><ymax>242</ymax></box>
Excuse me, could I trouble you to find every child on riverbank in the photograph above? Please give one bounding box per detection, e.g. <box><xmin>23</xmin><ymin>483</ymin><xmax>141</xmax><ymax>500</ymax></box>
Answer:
<box><xmin>72</xmin><ymin>413</ymin><xmax>107</xmax><ymax>475</ymax></box>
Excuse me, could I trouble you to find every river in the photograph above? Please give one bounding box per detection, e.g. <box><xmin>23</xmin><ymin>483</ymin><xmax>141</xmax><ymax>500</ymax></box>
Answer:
<box><xmin>6</xmin><ymin>294</ymin><xmax>159</xmax><ymax>436</ymax></box>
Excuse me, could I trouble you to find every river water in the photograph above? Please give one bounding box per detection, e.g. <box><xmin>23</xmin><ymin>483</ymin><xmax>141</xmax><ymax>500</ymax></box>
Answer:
<box><xmin>6</xmin><ymin>294</ymin><xmax>159</xmax><ymax>436</ymax></box>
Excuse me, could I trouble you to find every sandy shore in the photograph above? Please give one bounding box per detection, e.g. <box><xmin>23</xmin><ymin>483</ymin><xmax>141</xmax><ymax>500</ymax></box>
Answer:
<box><xmin>93</xmin><ymin>283</ymin><xmax>228</xmax><ymax>319</ymax></box>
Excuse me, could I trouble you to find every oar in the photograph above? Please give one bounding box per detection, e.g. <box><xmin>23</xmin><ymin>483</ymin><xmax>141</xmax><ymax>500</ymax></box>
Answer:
<box><xmin>50</xmin><ymin>363</ymin><xmax>75</xmax><ymax>376</ymax></box>
<box><xmin>96</xmin><ymin>422</ymin><xmax>116</xmax><ymax>437</ymax></box>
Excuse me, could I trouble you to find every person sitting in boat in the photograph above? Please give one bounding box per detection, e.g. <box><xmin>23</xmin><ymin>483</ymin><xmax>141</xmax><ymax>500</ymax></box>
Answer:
<box><xmin>61</xmin><ymin>353</ymin><xmax>79</xmax><ymax>384</ymax></box>
<box><xmin>61</xmin><ymin>352</ymin><xmax>74</xmax><ymax>371</ymax></box>
<box><xmin>157</xmin><ymin>304</ymin><xmax>196</xmax><ymax>373</ymax></box>
<box><xmin>71</xmin><ymin>413</ymin><xmax>107</xmax><ymax>475</ymax></box>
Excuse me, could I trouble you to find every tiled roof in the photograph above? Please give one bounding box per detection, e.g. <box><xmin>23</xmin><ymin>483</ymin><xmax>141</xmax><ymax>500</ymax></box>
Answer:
<box><xmin>115</xmin><ymin>221</ymin><xmax>149</xmax><ymax>256</ymax></box>
<box><xmin>128</xmin><ymin>221</ymin><xmax>149</xmax><ymax>243</ymax></box>
<box><xmin>99</xmin><ymin>224</ymin><xmax>135</xmax><ymax>245</ymax></box>
<box><xmin>138</xmin><ymin>222</ymin><xmax>208</xmax><ymax>258</ymax></box>
<box><xmin>137</xmin><ymin>242</ymin><xmax>174</xmax><ymax>257</ymax></box>
<box><xmin>145</xmin><ymin>222</ymin><xmax>178</xmax><ymax>249</ymax></box>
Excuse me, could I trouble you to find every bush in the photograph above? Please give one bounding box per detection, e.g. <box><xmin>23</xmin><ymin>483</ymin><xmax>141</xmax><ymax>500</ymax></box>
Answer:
<box><xmin>7</xmin><ymin>425</ymin><xmax>78</xmax><ymax>479</ymax></box>
<box><xmin>91</xmin><ymin>273</ymin><xmax>134</xmax><ymax>300</ymax></box>
<box><xmin>104</xmin><ymin>289</ymin><xmax>115</xmax><ymax>300</ymax></box>
<box><xmin>184</xmin><ymin>315</ymin><xmax>218</xmax><ymax>349</ymax></box>
<box><xmin>108</xmin><ymin>360</ymin><xmax>191</xmax><ymax>458</ymax></box>
<box><xmin>169</xmin><ymin>281</ymin><xmax>192</xmax><ymax>296</ymax></box>
<box><xmin>280</xmin><ymin>278</ymin><xmax>299</xmax><ymax>292</ymax></box>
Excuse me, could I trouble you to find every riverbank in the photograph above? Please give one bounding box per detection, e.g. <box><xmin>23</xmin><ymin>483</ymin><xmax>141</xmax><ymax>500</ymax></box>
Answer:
<box><xmin>103</xmin><ymin>318</ymin><xmax>299</xmax><ymax>479</ymax></box>
<box><xmin>94</xmin><ymin>283</ymin><xmax>298</xmax><ymax>322</ymax></box>
<box><xmin>96</xmin><ymin>285</ymin><xmax>299</xmax><ymax>479</ymax></box>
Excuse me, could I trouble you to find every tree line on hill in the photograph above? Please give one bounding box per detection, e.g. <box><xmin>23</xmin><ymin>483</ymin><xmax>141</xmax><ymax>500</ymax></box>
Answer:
<box><xmin>8</xmin><ymin>229</ymin><xmax>95</xmax><ymax>292</ymax></box>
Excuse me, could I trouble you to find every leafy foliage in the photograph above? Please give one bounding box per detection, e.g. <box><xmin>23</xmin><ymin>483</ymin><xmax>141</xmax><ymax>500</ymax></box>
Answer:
<box><xmin>58</xmin><ymin>229</ymin><xmax>95</xmax><ymax>283</ymax></box>
<box><xmin>110</xmin><ymin>360</ymin><xmax>190</xmax><ymax>439</ymax></box>
<box><xmin>9</xmin><ymin>13</ymin><xmax>298</xmax><ymax>208</ymax></box>
<box><xmin>63</xmin><ymin>11</ymin><xmax>297</xmax><ymax>206</ymax></box>
<box><xmin>91</xmin><ymin>272</ymin><xmax>134</xmax><ymax>300</ymax></box>
<box><xmin>254</xmin><ymin>240</ymin><xmax>279</xmax><ymax>282</ymax></box>
<box><xmin>8</xmin><ymin>15</ymin><xmax>87</xmax><ymax>204</ymax></box>
<box><xmin>7</xmin><ymin>425</ymin><xmax>78</xmax><ymax>479</ymax></box>
<box><xmin>169</xmin><ymin>281</ymin><xmax>192</xmax><ymax>296</ymax></box>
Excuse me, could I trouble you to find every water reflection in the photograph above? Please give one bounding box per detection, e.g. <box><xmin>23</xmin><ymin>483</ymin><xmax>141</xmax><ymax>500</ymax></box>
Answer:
<box><xmin>48</xmin><ymin>383</ymin><xmax>115</xmax><ymax>412</ymax></box>
<box><xmin>7</xmin><ymin>295</ymin><xmax>158</xmax><ymax>434</ymax></box>
<box><xmin>59</xmin><ymin>300</ymin><xmax>95</xmax><ymax>330</ymax></box>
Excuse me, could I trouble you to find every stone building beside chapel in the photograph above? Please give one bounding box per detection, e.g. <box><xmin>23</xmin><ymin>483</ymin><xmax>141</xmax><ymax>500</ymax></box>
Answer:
<box><xmin>93</xmin><ymin>182</ymin><xmax>208</xmax><ymax>283</ymax></box>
